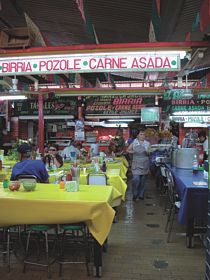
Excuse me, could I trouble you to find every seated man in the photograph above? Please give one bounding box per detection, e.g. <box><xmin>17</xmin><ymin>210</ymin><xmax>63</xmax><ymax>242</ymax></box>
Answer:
<box><xmin>11</xmin><ymin>143</ymin><xmax>49</xmax><ymax>183</ymax></box>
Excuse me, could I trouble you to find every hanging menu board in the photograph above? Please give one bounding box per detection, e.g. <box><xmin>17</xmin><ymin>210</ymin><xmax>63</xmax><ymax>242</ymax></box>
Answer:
<box><xmin>162</xmin><ymin>90</ymin><xmax>210</xmax><ymax>114</ymax></box>
<box><xmin>85</xmin><ymin>95</ymin><xmax>155</xmax><ymax>116</ymax></box>
<box><xmin>12</xmin><ymin>97</ymin><xmax>78</xmax><ymax>116</ymax></box>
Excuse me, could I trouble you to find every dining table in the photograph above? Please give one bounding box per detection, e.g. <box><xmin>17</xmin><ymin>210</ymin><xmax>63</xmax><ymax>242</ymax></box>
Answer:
<box><xmin>0</xmin><ymin>182</ymin><xmax>120</xmax><ymax>276</ymax></box>
<box><xmin>169</xmin><ymin>166</ymin><xmax>209</xmax><ymax>247</ymax></box>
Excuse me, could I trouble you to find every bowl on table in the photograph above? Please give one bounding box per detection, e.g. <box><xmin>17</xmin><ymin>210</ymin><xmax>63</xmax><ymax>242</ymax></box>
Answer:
<box><xmin>9</xmin><ymin>181</ymin><xmax>21</xmax><ymax>191</ymax></box>
<box><xmin>22</xmin><ymin>181</ymin><xmax>37</xmax><ymax>192</ymax></box>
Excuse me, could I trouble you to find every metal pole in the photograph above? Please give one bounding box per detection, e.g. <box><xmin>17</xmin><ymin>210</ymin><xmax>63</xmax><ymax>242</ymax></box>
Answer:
<box><xmin>38</xmin><ymin>94</ymin><xmax>44</xmax><ymax>155</ymax></box>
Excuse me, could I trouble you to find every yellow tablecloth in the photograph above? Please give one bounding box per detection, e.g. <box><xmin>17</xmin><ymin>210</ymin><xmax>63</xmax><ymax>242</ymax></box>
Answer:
<box><xmin>115</xmin><ymin>155</ymin><xmax>129</xmax><ymax>168</ymax></box>
<box><xmin>0</xmin><ymin>183</ymin><xmax>116</xmax><ymax>245</ymax></box>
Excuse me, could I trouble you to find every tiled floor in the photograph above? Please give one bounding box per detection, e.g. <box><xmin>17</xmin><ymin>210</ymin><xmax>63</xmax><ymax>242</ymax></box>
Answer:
<box><xmin>0</xmin><ymin>175</ymin><xmax>206</xmax><ymax>279</ymax></box>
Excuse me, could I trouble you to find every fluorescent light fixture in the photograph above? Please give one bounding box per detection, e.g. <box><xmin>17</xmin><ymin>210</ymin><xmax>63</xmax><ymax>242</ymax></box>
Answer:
<box><xmin>0</xmin><ymin>95</ymin><xmax>27</xmax><ymax>100</ymax></box>
<box><xmin>18</xmin><ymin>115</ymin><xmax>74</xmax><ymax>120</ymax></box>
<box><xmin>184</xmin><ymin>122</ymin><xmax>208</xmax><ymax>128</ymax></box>
<box><xmin>84</xmin><ymin>121</ymin><xmax>128</xmax><ymax>127</ymax></box>
<box><xmin>107</xmin><ymin>119</ymin><xmax>134</xmax><ymax>122</ymax></box>
<box><xmin>173</xmin><ymin>111</ymin><xmax>209</xmax><ymax>116</ymax></box>
<box><xmin>86</xmin><ymin>115</ymin><xmax>138</xmax><ymax>119</ymax></box>
<box><xmin>102</xmin><ymin>123</ymin><xmax>128</xmax><ymax>128</ymax></box>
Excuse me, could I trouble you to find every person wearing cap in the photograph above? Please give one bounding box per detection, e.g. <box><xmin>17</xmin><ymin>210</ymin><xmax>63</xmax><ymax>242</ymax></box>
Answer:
<box><xmin>10</xmin><ymin>143</ymin><xmax>49</xmax><ymax>183</ymax></box>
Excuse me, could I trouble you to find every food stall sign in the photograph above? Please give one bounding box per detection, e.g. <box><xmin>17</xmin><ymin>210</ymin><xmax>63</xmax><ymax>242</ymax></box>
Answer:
<box><xmin>171</xmin><ymin>115</ymin><xmax>210</xmax><ymax>123</ymax></box>
<box><xmin>12</xmin><ymin>98</ymin><xmax>78</xmax><ymax>116</ymax></box>
<box><xmin>85</xmin><ymin>95</ymin><xmax>155</xmax><ymax>116</ymax></box>
<box><xmin>162</xmin><ymin>90</ymin><xmax>210</xmax><ymax>113</ymax></box>
<box><xmin>0</xmin><ymin>52</ymin><xmax>180</xmax><ymax>76</ymax></box>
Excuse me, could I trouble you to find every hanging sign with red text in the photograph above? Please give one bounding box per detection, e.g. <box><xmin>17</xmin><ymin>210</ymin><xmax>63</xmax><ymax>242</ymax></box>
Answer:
<box><xmin>0</xmin><ymin>52</ymin><xmax>180</xmax><ymax>76</ymax></box>
<box><xmin>85</xmin><ymin>95</ymin><xmax>155</xmax><ymax>116</ymax></box>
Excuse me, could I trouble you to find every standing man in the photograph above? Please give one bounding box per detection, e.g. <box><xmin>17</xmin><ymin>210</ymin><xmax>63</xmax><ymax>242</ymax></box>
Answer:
<box><xmin>127</xmin><ymin>129</ymin><xmax>150</xmax><ymax>201</ymax></box>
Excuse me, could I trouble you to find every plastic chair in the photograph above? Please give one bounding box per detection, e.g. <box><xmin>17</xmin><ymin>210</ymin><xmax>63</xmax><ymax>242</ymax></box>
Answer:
<box><xmin>164</xmin><ymin>169</ymin><xmax>181</xmax><ymax>243</ymax></box>
<box><xmin>87</xmin><ymin>173</ymin><xmax>108</xmax><ymax>186</ymax></box>
<box><xmin>15</xmin><ymin>174</ymin><xmax>39</xmax><ymax>183</ymax></box>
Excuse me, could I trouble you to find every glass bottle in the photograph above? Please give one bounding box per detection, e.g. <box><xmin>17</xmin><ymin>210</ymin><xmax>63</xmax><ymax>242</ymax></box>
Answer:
<box><xmin>192</xmin><ymin>154</ymin><xmax>198</xmax><ymax>174</ymax></box>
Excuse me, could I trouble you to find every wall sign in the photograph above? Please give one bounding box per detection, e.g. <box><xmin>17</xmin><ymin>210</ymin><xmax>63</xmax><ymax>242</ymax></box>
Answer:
<box><xmin>12</xmin><ymin>98</ymin><xmax>78</xmax><ymax>116</ymax></box>
<box><xmin>0</xmin><ymin>52</ymin><xmax>180</xmax><ymax>76</ymax></box>
<box><xmin>171</xmin><ymin>115</ymin><xmax>210</xmax><ymax>123</ymax></box>
<box><xmin>162</xmin><ymin>90</ymin><xmax>210</xmax><ymax>114</ymax></box>
<box><xmin>85</xmin><ymin>95</ymin><xmax>155</xmax><ymax>116</ymax></box>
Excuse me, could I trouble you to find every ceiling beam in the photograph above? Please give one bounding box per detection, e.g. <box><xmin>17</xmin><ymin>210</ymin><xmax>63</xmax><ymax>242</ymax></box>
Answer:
<box><xmin>1</xmin><ymin>41</ymin><xmax>210</xmax><ymax>56</ymax></box>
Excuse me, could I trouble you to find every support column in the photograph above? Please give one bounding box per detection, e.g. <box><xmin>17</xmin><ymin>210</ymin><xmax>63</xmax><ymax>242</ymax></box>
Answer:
<box><xmin>205</xmin><ymin>126</ymin><xmax>210</xmax><ymax>280</ymax></box>
<box><xmin>38</xmin><ymin>94</ymin><xmax>44</xmax><ymax>155</ymax></box>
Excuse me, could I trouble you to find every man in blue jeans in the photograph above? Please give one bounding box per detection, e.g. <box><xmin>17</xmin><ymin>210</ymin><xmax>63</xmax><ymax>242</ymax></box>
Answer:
<box><xmin>11</xmin><ymin>143</ymin><xmax>49</xmax><ymax>183</ymax></box>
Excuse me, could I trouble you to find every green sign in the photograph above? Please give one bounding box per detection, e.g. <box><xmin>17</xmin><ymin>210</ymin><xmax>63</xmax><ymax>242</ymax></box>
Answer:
<box><xmin>12</xmin><ymin>97</ymin><xmax>78</xmax><ymax>116</ymax></box>
<box><xmin>162</xmin><ymin>90</ymin><xmax>210</xmax><ymax>114</ymax></box>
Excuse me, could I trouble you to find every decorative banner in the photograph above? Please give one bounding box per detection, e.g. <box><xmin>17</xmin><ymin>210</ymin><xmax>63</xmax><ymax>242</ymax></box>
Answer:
<box><xmin>75</xmin><ymin>119</ymin><xmax>85</xmax><ymax>141</ymax></box>
<box><xmin>162</xmin><ymin>90</ymin><xmax>210</xmax><ymax>114</ymax></box>
<box><xmin>12</xmin><ymin>98</ymin><xmax>78</xmax><ymax>116</ymax></box>
<box><xmin>85</xmin><ymin>95</ymin><xmax>155</xmax><ymax>116</ymax></box>
<box><xmin>0</xmin><ymin>52</ymin><xmax>180</xmax><ymax>76</ymax></box>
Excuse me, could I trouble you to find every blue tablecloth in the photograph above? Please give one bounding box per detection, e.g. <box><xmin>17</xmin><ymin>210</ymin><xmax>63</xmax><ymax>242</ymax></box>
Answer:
<box><xmin>170</xmin><ymin>167</ymin><xmax>208</xmax><ymax>224</ymax></box>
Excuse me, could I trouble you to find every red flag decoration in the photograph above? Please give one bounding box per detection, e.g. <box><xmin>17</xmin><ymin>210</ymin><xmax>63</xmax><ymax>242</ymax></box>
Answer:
<box><xmin>200</xmin><ymin>0</ymin><xmax>210</xmax><ymax>31</ymax></box>
<box><xmin>75</xmin><ymin>0</ymin><xmax>86</xmax><ymax>23</ymax></box>
<box><xmin>156</xmin><ymin>0</ymin><xmax>161</xmax><ymax>17</ymax></box>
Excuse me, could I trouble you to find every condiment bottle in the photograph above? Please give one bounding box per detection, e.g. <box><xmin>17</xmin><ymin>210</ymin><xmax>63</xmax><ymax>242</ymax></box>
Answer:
<box><xmin>66</xmin><ymin>171</ymin><xmax>72</xmax><ymax>181</ymax></box>
<box><xmin>59</xmin><ymin>178</ymin><xmax>65</xmax><ymax>189</ymax></box>
<box><xmin>101</xmin><ymin>161</ymin><xmax>107</xmax><ymax>172</ymax></box>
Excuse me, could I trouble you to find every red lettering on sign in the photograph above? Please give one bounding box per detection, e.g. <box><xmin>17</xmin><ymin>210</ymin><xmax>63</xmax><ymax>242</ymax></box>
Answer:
<box><xmin>2</xmin><ymin>63</ymin><xmax>9</xmax><ymax>72</ymax></box>
<box><xmin>39</xmin><ymin>61</ymin><xmax>46</xmax><ymax>70</ymax></box>
<box><xmin>163</xmin><ymin>57</ymin><xmax>171</xmax><ymax>68</ymax></box>
<box><xmin>89</xmin><ymin>58</ymin><xmax>96</xmax><ymax>69</ymax></box>
<box><xmin>54</xmin><ymin>60</ymin><xmax>61</xmax><ymax>70</ymax></box>
<box><xmin>74</xmin><ymin>59</ymin><xmax>81</xmax><ymax>70</ymax></box>
<box><xmin>120</xmin><ymin>57</ymin><xmax>127</xmax><ymax>68</ymax></box>
<box><xmin>131</xmin><ymin>58</ymin><xmax>139</xmax><ymax>68</ymax></box>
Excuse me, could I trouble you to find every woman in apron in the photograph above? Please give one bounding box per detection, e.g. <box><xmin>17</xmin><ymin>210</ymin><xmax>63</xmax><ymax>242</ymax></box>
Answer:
<box><xmin>127</xmin><ymin>129</ymin><xmax>150</xmax><ymax>201</ymax></box>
